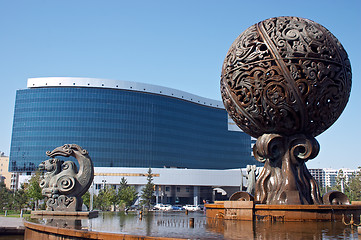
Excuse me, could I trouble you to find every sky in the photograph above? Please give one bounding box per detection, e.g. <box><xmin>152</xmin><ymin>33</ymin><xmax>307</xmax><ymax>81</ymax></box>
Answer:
<box><xmin>0</xmin><ymin>0</ymin><xmax>360</xmax><ymax>169</ymax></box>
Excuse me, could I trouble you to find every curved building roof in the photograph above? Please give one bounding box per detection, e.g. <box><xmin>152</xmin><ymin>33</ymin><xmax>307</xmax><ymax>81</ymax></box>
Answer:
<box><xmin>28</xmin><ymin>77</ymin><xmax>224</xmax><ymax>109</ymax></box>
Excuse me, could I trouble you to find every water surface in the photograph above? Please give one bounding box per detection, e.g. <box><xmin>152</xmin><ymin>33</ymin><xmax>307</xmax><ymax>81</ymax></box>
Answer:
<box><xmin>28</xmin><ymin>211</ymin><xmax>359</xmax><ymax>239</ymax></box>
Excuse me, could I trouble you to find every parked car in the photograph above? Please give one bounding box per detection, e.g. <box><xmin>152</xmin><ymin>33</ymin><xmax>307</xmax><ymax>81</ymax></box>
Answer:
<box><xmin>153</xmin><ymin>204</ymin><xmax>172</xmax><ymax>211</ymax></box>
<box><xmin>172</xmin><ymin>205</ymin><xmax>185</xmax><ymax>211</ymax></box>
<box><xmin>184</xmin><ymin>205</ymin><xmax>201</xmax><ymax>211</ymax></box>
<box><xmin>162</xmin><ymin>204</ymin><xmax>172</xmax><ymax>211</ymax></box>
<box><xmin>153</xmin><ymin>204</ymin><xmax>162</xmax><ymax>210</ymax></box>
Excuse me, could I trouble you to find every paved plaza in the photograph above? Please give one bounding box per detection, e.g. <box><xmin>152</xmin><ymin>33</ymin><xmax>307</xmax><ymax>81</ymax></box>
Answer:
<box><xmin>0</xmin><ymin>217</ymin><xmax>25</xmax><ymax>234</ymax></box>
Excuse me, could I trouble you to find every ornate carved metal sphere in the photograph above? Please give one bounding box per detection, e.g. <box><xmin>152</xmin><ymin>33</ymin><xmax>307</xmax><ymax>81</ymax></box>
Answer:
<box><xmin>221</xmin><ymin>16</ymin><xmax>352</xmax><ymax>138</ymax></box>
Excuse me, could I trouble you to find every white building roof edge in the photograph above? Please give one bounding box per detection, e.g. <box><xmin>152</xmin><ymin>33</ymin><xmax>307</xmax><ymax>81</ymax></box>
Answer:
<box><xmin>27</xmin><ymin>77</ymin><xmax>224</xmax><ymax>109</ymax></box>
<box><xmin>93</xmin><ymin>167</ymin><xmax>244</xmax><ymax>187</ymax></box>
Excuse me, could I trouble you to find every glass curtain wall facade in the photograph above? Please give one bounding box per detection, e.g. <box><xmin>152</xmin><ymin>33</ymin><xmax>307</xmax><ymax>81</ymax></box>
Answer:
<box><xmin>10</xmin><ymin>79</ymin><xmax>257</xmax><ymax>172</ymax></box>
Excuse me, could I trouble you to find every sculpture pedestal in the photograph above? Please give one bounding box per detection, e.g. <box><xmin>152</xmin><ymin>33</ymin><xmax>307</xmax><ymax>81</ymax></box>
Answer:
<box><xmin>205</xmin><ymin>201</ymin><xmax>361</xmax><ymax>222</ymax></box>
<box><xmin>31</xmin><ymin>210</ymin><xmax>98</xmax><ymax>218</ymax></box>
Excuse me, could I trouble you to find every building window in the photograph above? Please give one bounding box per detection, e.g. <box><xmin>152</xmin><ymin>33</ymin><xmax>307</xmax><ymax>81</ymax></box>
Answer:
<box><xmin>95</xmin><ymin>184</ymin><xmax>101</xmax><ymax>190</ymax></box>
<box><xmin>186</xmin><ymin>187</ymin><xmax>190</xmax><ymax>192</ymax></box>
<box><xmin>165</xmin><ymin>187</ymin><xmax>170</xmax><ymax>192</ymax></box>
<box><xmin>176</xmin><ymin>187</ymin><xmax>180</xmax><ymax>192</ymax></box>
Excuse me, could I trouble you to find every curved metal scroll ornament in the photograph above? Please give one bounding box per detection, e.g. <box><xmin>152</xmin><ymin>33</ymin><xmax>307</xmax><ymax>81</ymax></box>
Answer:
<box><xmin>253</xmin><ymin>134</ymin><xmax>322</xmax><ymax>204</ymax></box>
<box><xmin>38</xmin><ymin>144</ymin><xmax>94</xmax><ymax>211</ymax></box>
<box><xmin>229</xmin><ymin>191</ymin><xmax>254</xmax><ymax>202</ymax></box>
<box><xmin>221</xmin><ymin>16</ymin><xmax>352</xmax><ymax>205</ymax></box>
<box><xmin>322</xmin><ymin>190</ymin><xmax>350</xmax><ymax>205</ymax></box>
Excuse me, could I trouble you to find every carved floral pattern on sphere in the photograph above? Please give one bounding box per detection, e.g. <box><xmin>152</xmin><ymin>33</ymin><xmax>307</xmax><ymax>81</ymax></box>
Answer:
<box><xmin>221</xmin><ymin>16</ymin><xmax>352</xmax><ymax>138</ymax></box>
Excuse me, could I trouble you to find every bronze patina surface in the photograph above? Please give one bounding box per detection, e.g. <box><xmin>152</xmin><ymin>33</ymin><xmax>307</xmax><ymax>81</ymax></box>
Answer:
<box><xmin>221</xmin><ymin>16</ymin><xmax>352</xmax><ymax>205</ymax></box>
<box><xmin>38</xmin><ymin>144</ymin><xmax>94</xmax><ymax>211</ymax></box>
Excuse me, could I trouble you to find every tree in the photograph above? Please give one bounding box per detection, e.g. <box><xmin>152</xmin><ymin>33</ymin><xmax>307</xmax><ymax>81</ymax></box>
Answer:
<box><xmin>82</xmin><ymin>191</ymin><xmax>90</xmax><ymax>209</ymax></box>
<box><xmin>317</xmin><ymin>183</ymin><xmax>327</xmax><ymax>197</ymax></box>
<box><xmin>332</xmin><ymin>168</ymin><xmax>361</xmax><ymax>202</ymax></box>
<box><xmin>332</xmin><ymin>169</ymin><xmax>345</xmax><ymax>192</ymax></box>
<box><xmin>105</xmin><ymin>185</ymin><xmax>118</xmax><ymax>210</ymax></box>
<box><xmin>13</xmin><ymin>184</ymin><xmax>28</xmax><ymax>210</ymax></box>
<box><xmin>94</xmin><ymin>186</ymin><xmax>117</xmax><ymax>211</ymax></box>
<box><xmin>93</xmin><ymin>190</ymin><xmax>103</xmax><ymax>210</ymax></box>
<box><xmin>140</xmin><ymin>168</ymin><xmax>155</xmax><ymax>209</ymax></box>
<box><xmin>25</xmin><ymin>171</ymin><xmax>44</xmax><ymax>210</ymax></box>
<box><xmin>121</xmin><ymin>185</ymin><xmax>138</xmax><ymax>208</ymax></box>
<box><xmin>0</xmin><ymin>181</ymin><xmax>12</xmax><ymax>211</ymax></box>
<box><xmin>118</xmin><ymin>177</ymin><xmax>138</xmax><ymax>208</ymax></box>
<box><xmin>346</xmin><ymin>167</ymin><xmax>361</xmax><ymax>201</ymax></box>
<box><xmin>119</xmin><ymin>177</ymin><xmax>128</xmax><ymax>191</ymax></box>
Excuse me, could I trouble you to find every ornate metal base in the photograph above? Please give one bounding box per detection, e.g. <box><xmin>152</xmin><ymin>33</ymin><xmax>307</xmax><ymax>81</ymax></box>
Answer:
<box><xmin>46</xmin><ymin>195</ymin><xmax>83</xmax><ymax>211</ymax></box>
<box><xmin>253</xmin><ymin>133</ymin><xmax>323</xmax><ymax>205</ymax></box>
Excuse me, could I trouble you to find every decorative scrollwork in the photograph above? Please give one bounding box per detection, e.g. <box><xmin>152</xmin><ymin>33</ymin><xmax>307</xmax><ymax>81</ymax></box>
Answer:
<box><xmin>57</xmin><ymin>195</ymin><xmax>75</xmax><ymax>207</ymax></box>
<box><xmin>229</xmin><ymin>191</ymin><xmax>254</xmax><ymax>201</ymax></box>
<box><xmin>221</xmin><ymin>16</ymin><xmax>351</xmax><ymax>138</ymax></box>
<box><xmin>56</xmin><ymin>175</ymin><xmax>75</xmax><ymax>193</ymax></box>
<box><xmin>254</xmin><ymin>134</ymin><xmax>322</xmax><ymax>205</ymax></box>
<box><xmin>221</xmin><ymin>16</ymin><xmax>351</xmax><ymax>205</ymax></box>
<box><xmin>46</xmin><ymin>195</ymin><xmax>77</xmax><ymax>211</ymax></box>
<box><xmin>39</xmin><ymin>144</ymin><xmax>94</xmax><ymax>211</ymax></box>
<box><xmin>323</xmin><ymin>191</ymin><xmax>350</xmax><ymax>205</ymax></box>
<box><xmin>253</xmin><ymin>133</ymin><xmax>284</xmax><ymax>163</ymax></box>
<box><xmin>46</xmin><ymin>198</ymin><xmax>57</xmax><ymax>211</ymax></box>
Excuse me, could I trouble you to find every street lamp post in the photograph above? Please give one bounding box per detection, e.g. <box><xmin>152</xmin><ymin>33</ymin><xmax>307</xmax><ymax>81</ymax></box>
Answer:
<box><xmin>90</xmin><ymin>181</ymin><xmax>94</xmax><ymax>211</ymax></box>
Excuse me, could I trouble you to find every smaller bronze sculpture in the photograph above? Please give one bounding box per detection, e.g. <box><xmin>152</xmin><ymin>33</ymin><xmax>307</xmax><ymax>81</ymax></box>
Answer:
<box><xmin>38</xmin><ymin>144</ymin><xmax>94</xmax><ymax>211</ymax></box>
<box><xmin>241</xmin><ymin>165</ymin><xmax>258</xmax><ymax>195</ymax></box>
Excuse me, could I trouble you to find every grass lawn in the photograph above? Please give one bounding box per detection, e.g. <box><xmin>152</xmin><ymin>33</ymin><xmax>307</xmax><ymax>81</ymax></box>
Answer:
<box><xmin>0</xmin><ymin>211</ymin><xmax>31</xmax><ymax>218</ymax></box>
<box><xmin>0</xmin><ymin>214</ymin><xmax>31</xmax><ymax>218</ymax></box>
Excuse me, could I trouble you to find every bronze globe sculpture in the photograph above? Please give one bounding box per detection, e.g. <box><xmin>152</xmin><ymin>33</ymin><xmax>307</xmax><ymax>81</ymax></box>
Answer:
<box><xmin>221</xmin><ymin>16</ymin><xmax>351</xmax><ymax>204</ymax></box>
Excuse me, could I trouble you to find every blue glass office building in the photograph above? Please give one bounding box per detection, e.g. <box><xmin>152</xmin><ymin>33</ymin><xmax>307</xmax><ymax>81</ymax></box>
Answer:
<box><xmin>9</xmin><ymin>77</ymin><xmax>258</xmax><ymax>172</ymax></box>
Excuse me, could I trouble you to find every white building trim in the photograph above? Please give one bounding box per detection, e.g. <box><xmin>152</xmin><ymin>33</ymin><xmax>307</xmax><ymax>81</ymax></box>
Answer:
<box><xmin>93</xmin><ymin>167</ymin><xmax>243</xmax><ymax>187</ymax></box>
<box><xmin>27</xmin><ymin>77</ymin><xmax>224</xmax><ymax>109</ymax></box>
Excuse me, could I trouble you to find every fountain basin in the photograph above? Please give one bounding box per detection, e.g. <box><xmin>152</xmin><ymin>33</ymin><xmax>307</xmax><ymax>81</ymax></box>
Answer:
<box><xmin>24</xmin><ymin>220</ymin><xmax>177</xmax><ymax>240</ymax></box>
<box><xmin>31</xmin><ymin>210</ymin><xmax>98</xmax><ymax>218</ymax></box>
<box><xmin>205</xmin><ymin>201</ymin><xmax>361</xmax><ymax>222</ymax></box>
<box><xmin>23</xmin><ymin>211</ymin><xmax>359</xmax><ymax>239</ymax></box>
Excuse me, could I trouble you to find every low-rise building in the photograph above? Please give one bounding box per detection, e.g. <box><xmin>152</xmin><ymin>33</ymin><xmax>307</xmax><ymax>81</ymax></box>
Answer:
<box><xmin>0</xmin><ymin>152</ymin><xmax>13</xmax><ymax>189</ymax></box>
<box><xmin>309</xmin><ymin>168</ymin><xmax>360</xmax><ymax>189</ymax></box>
<box><xmin>18</xmin><ymin>167</ymin><xmax>251</xmax><ymax>205</ymax></box>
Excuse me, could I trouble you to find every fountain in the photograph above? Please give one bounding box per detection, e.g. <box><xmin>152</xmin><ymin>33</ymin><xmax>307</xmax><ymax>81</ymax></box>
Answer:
<box><xmin>22</xmin><ymin>16</ymin><xmax>361</xmax><ymax>239</ymax></box>
<box><xmin>206</xmin><ymin>16</ymin><xmax>361</xmax><ymax>222</ymax></box>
